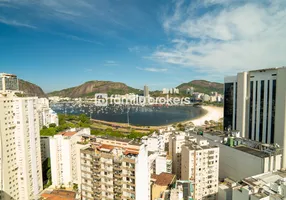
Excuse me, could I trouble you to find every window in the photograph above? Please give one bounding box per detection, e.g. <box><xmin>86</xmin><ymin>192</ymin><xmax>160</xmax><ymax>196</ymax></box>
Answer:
<box><xmin>259</xmin><ymin>80</ymin><xmax>264</xmax><ymax>142</ymax></box>
<box><xmin>224</xmin><ymin>82</ymin><xmax>234</xmax><ymax>130</ymax></box>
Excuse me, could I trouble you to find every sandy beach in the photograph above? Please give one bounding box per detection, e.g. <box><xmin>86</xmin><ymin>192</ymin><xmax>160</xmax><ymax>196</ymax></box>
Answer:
<box><xmin>189</xmin><ymin>106</ymin><xmax>223</xmax><ymax>126</ymax></box>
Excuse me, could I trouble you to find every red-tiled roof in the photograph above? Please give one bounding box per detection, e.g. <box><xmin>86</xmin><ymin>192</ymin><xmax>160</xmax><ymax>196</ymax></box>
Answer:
<box><xmin>154</xmin><ymin>173</ymin><xmax>176</xmax><ymax>186</ymax></box>
<box><xmin>57</xmin><ymin>131</ymin><xmax>77</xmax><ymax>137</ymax></box>
<box><xmin>151</xmin><ymin>174</ymin><xmax>158</xmax><ymax>180</ymax></box>
<box><xmin>124</xmin><ymin>149</ymin><xmax>139</xmax><ymax>155</ymax></box>
<box><xmin>100</xmin><ymin>144</ymin><xmax>114</xmax><ymax>150</ymax></box>
<box><xmin>41</xmin><ymin>190</ymin><xmax>76</xmax><ymax>200</ymax></box>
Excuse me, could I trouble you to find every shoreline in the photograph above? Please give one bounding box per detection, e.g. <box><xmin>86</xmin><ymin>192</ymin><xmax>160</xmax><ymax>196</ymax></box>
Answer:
<box><xmin>187</xmin><ymin>106</ymin><xmax>223</xmax><ymax>126</ymax></box>
<box><xmin>90</xmin><ymin>105</ymin><xmax>223</xmax><ymax>128</ymax></box>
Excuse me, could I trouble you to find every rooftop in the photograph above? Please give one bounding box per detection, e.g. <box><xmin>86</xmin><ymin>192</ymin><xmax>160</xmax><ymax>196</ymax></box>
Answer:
<box><xmin>153</xmin><ymin>172</ymin><xmax>176</xmax><ymax>186</ymax></box>
<box><xmin>184</xmin><ymin>141</ymin><xmax>218</xmax><ymax>151</ymax></box>
<box><xmin>235</xmin><ymin>146</ymin><xmax>270</xmax><ymax>158</ymax></box>
<box><xmin>233</xmin><ymin>170</ymin><xmax>286</xmax><ymax>198</ymax></box>
<box><xmin>94</xmin><ymin>135</ymin><xmax>142</xmax><ymax>146</ymax></box>
<box><xmin>0</xmin><ymin>73</ymin><xmax>17</xmax><ymax>77</ymax></box>
<box><xmin>249</xmin><ymin>67</ymin><xmax>285</xmax><ymax>72</ymax></box>
<box><xmin>41</xmin><ymin>190</ymin><xmax>76</xmax><ymax>200</ymax></box>
<box><xmin>57</xmin><ymin>131</ymin><xmax>77</xmax><ymax>137</ymax></box>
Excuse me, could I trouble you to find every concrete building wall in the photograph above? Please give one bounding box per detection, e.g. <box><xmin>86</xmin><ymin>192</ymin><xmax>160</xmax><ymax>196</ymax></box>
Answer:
<box><xmin>152</xmin><ymin>185</ymin><xmax>168</xmax><ymax>200</ymax></box>
<box><xmin>0</xmin><ymin>96</ymin><xmax>43</xmax><ymax>200</ymax></box>
<box><xmin>274</xmin><ymin>68</ymin><xmax>286</xmax><ymax>167</ymax></box>
<box><xmin>212</xmin><ymin>140</ymin><xmax>281</xmax><ymax>181</ymax></box>
<box><xmin>236</xmin><ymin>72</ymin><xmax>248</xmax><ymax>137</ymax></box>
<box><xmin>218</xmin><ymin>185</ymin><xmax>232</xmax><ymax>200</ymax></box>
<box><xmin>233</xmin><ymin>187</ymin><xmax>252</xmax><ymax>200</ymax></box>
<box><xmin>135</xmin><ymin>145</ymin><xmax>149</xmax><ymax>200</ymax></box>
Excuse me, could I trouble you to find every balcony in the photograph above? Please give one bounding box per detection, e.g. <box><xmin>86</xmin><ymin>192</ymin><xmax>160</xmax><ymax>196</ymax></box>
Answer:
<box><xmin>114</xmin><ymin>173</ymin><xmax>122</xmax><ymax>178</ymax></box>
<box><xmin>114</xmin><ymin>181</ymin><xmax>123</xmax><ymax>185</ymax></box>
<box><xmin>92</xmin><ymin>168</ymin><xmax>101</xmax><ymax>173</ymax></box>
<box><xmin>114</xmin><ymin>165</ymin><xmax>122</xmax><ymax>170</ymax></box>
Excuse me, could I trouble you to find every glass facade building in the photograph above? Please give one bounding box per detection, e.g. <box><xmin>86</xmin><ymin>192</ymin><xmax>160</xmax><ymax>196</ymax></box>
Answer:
<box><xmin>0</xmin><ymin>73</ymin><xmax>19</xmax><ymax>91</ymax></box>
<box><xmin>223</xmin><ymin>83</ymin><xmax>234</xmax><ymax>131</ymax></box>
<box><xmin>224</xmin><ymin>69</ymin><xmax>280</xmax><ymax>144</ymax></box>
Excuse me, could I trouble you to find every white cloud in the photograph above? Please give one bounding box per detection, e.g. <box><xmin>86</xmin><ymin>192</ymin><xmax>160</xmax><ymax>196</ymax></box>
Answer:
<box><xmin>153</xmin><ymin>0</ymin><xmax>286</xmax><ymax>77</ymax></box>
<box><xmin>136</xmin><ymin>67</ymin><xmax>167</xmax><ymax>72</ymax></box>
<box><xmin>128</xmin><ymin>46</ymin><xmax>149</xmax><ymax>53</ymax></box>
<box><xmin>104</xmin><ymin>60</ymin><xmax>118</xmax><ymax>66</ymax></box>
<box><xmin>49</xmin><ymin>32</ymin><xmax>103</xmax><ymax>45</ymax></box>
<box><xmin>0</xmin><ymin>16</ymin><xmax>36</xmax><ymax>28</ymax></box>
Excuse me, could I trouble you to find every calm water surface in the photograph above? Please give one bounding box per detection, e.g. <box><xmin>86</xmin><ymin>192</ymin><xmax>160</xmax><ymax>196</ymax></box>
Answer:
<box><xmin>51</xmin><ymin>103</ymin><xmax>205</xmax><ymax>126</ymax></box>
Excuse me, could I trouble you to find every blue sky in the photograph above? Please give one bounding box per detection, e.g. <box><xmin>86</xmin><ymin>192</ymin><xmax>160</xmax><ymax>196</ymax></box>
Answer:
<box><xmin>0</xmin><ymin>0</ymin><xmax>286</xmax><ymax>92</ymax></box>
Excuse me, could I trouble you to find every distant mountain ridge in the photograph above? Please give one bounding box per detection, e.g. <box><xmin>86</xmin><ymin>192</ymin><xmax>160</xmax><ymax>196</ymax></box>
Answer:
<box><xmin>48</xmin><ymin>80</ymin><xmax>141</xmax><ymax>98</ymax></box>
<box><xmin>177</xmin><ymin>80</ymin><xmax>223</xmax><ymax>95</ymax></box>
<box><xmin>19</xmin><ymin>79</ymin><xmax>46</xmax><ymax>97</ymax></box>
<box><xmin>48</xmin><ymin>80</ymin><xmax>223</xmax><ymax>97</ymax></box>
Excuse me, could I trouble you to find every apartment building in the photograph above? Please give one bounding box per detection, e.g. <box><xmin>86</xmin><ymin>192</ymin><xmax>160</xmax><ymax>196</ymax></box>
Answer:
<box><xmin>181</xmin><ymin>138</ymin><xmax>219</xmax><ymax>200</ymax></box>
<box><xmin>37</xmin><ymin>98</ymin><xmax>59</xmax><ymax>128</ymax></box>
<box><xmin>40</xmin><ymin>136</ymin><xmax>50</xmax><ymax>163</ymax></box>
<box><xmin>158</xmin><ymin>126</ymin><xmax>175</xmax><ymax>152</ymax></box>
<box><xmin>50</xmin><ymin>128</ymin><xmax>90</xmax><ymax>187</ymax></box>
<box><xmin>149</xmin><ymin>151</ymin><xmax>172</xmax><ymax>175</ymax></box>
<box><xmin>80</xmin><ymin>136</ymin><xmax>149</xmax><ymax>200</ymax></box>
<box><xmin>0</xmin><ymin>90</ymin><xmax>43</xmax><ymax>199</ymax></box>
<box><xmin>142</xmin><ymin>132</ymin><xmax>165</xmax><ymax>152</ymax></box>
<box><xmin>169</xmin><ymin>132</ymin><xmax>187</xmax><ymax>179</ymax></box>
<box><xmin>224</xmin><ymin>67</ymin><xmax>286</xmax><ymax>167</ymax></box>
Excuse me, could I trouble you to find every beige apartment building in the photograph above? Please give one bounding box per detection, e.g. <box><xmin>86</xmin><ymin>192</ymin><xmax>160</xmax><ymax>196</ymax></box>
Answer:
<box><xmin>80</xmin><ymin>136</ymin><xmax>149</xmax><ymax>200</ymax></box>
<box><xmin>181</xmin><ymin>138</ymin><xmax>219</xmax><ymax>200</ymax></box>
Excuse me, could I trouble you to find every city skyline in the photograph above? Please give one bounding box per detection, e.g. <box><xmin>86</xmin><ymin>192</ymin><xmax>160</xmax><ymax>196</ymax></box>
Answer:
<box><xmin>1</xmin><ymin>0</ymin><xmax>286</xmax><ymax>92</ymax></box>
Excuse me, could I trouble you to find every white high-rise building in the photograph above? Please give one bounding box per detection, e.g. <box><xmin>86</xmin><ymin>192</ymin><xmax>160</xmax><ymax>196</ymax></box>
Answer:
<box><xmin>224</xmin><ymin>67</ymin><xmax>286</xmax><ymax>167</ymax></box>
<box><xmin>37</xmin><ymin>98</ymin><xmax>58</xmax><ymax>128</ymax></box>
<box><xmin>181</xmin><ymin>138</ymin><xmax>219</xmax><ymax>200</ymax></box>
<box><xmin>49</xmin><ymin>128</ymin><xmax>90</xmax><ymax>187</ymax></box>
<box><xmin>0</xmin><ymin>74</ymin><xmax>43</xmax><ymax>200</ymax></box>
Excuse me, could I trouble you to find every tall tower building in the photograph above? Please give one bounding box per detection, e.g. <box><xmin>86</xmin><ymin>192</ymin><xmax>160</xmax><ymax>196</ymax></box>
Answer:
<box><xmin>224</xmin><ymin>67</ymin><xmax>286</xmax><ymax>166</ymax></box>
<box><xmin>0</xmin><ymin>74</ymin><xmax>43</xmax><ymax>199</ymax></box>
<box><xmin>144</xmin><ymin>85</ymin><xmax>149</xmax><ymax>97</ymax></box>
